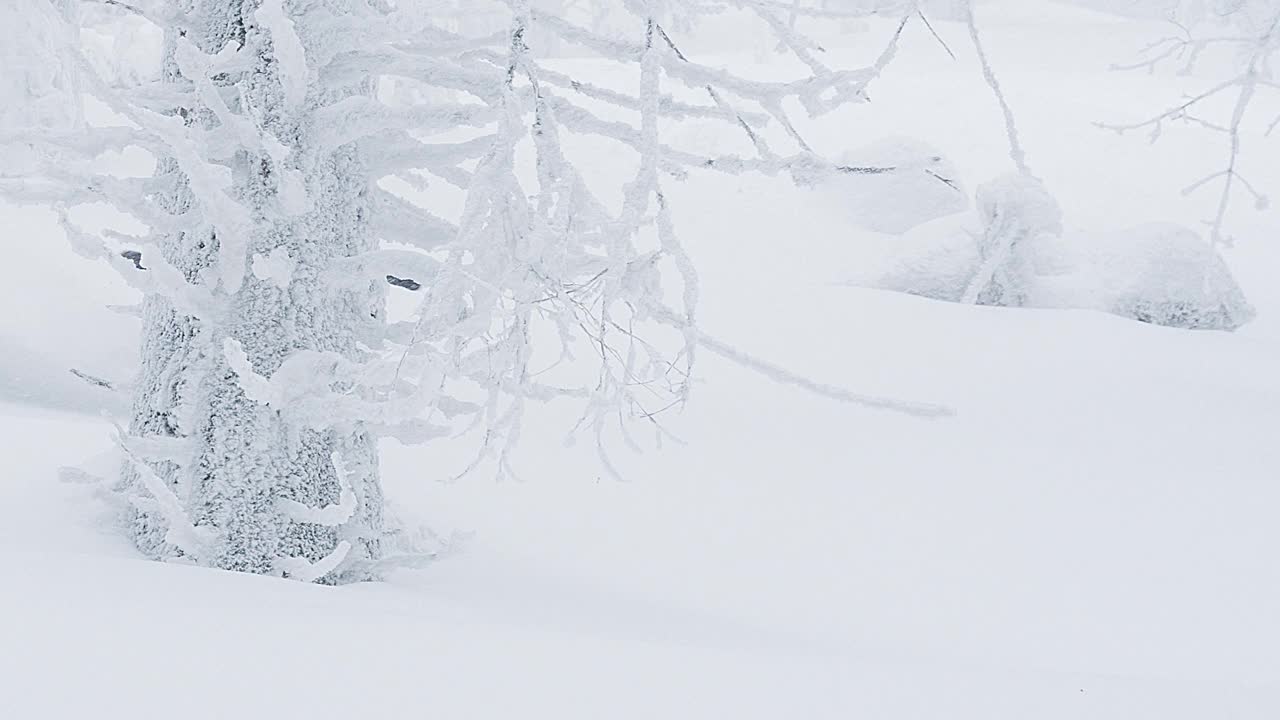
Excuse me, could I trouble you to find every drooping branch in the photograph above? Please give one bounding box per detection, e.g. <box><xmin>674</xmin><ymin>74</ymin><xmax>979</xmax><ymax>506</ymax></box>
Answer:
<box><xmin>965</xmin><ymin>0</ymin><xmax>1032</xmax><ymax>177</ymax></box>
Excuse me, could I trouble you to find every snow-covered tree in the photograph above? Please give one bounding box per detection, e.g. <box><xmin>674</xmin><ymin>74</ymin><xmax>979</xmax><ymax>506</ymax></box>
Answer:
<box><xmin>2</xmin><ymin>0</ymin><xmax>948</xmax><ymax>582</ymax></box>
<box><xmin>1104</xmin><ymin>0</ymin><xmax>1279</xmax><ymax>247</ymax></box>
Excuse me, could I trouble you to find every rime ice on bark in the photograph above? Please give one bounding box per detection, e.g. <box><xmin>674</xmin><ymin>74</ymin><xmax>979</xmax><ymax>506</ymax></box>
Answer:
<box><xmin>62</xmin><ymin>0</ymin><xmax>388</xmax><ymax>581</ymax></box>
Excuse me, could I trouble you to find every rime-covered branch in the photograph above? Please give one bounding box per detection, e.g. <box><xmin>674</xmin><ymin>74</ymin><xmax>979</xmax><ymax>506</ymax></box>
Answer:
<box><xmin>964</xmin><ymin>0</ymin><xmax>1031</xmax><ymax>177</ymax></box>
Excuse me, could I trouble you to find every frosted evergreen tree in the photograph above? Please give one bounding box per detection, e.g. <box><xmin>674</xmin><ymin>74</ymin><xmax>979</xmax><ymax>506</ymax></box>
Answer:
<box><xmin>2</xmin><ymin>0</ymin><xmax>948</xmax><ymax>582</ymax></box>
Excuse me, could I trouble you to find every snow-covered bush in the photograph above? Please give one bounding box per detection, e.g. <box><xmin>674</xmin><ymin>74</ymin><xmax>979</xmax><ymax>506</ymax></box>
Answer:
<box><xmin>964</xmin><ymin>173</ymin><xmax>1062</xmax><ymax>307</ymax></box>
<box><xmin>873</xmin><ymin>173</ymin><xmax>1058</xmax><ymax>306</ymax></box>
<box><xmin>871</xmin><ymin>182</ymin><xmax>1254</xmax><ymax>331</ymax></box>
<box><xmin>1036</xmin><ymin>224</ymin><xmax>1255</xmax><ymax>330</ymax></box>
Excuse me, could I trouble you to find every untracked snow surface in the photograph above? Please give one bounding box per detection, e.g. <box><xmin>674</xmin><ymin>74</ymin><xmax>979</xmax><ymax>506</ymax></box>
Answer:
<box><xmin>2</xmin><ymin>2</ymin><xmax>1279</xmax><ymax>718</ymax></box>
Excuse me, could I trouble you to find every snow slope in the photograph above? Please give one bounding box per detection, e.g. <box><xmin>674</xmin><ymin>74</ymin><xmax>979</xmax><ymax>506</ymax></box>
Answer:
<box><xmin>2</xmin><ymin>2</ymin><xmax>1278</xmax><ymax>717</ymax></box>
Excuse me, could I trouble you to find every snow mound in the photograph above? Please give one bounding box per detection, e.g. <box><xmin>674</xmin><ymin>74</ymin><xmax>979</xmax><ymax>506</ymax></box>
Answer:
<box><xmin>875</xmin><ymin>213</ymin><xmax>979</xmax><ymax>303</ymax></box>
<box><xmin>817</xmin><ymin>136</ymin><xmax>967</xmax><ymax>235</ymax></box>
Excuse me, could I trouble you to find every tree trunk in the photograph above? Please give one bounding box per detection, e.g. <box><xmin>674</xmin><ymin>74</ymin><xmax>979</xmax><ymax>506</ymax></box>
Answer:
<box><xmin>124</xmin><ymin>0</ymin><xmax>384</xmax><ymax>581</ymax></box>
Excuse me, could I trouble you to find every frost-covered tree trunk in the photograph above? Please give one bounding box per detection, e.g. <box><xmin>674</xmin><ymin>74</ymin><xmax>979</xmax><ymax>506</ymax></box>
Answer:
<box><xmin>125</xmin><ymin>0</ymin><xmax>383</xmax><ymax>580</ymax></box>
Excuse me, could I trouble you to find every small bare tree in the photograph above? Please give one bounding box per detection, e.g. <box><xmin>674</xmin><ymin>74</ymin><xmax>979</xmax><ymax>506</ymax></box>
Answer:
<box><xmin>1102</xmin><ymin>0</ymin><xmax>1280</xmax><ymax>247</ymax></box>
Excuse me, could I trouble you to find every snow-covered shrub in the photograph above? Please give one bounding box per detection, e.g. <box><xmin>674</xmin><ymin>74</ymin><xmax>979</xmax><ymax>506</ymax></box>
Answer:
<box><xmin>871</xmin><ymin>183</ymin><xmax>1254</xmax><ymax>331</ymax></box>
<box><xmin>1036</xmin><ymin>224</ymin><xmax>1255</xmax><ymax>331</ymax></box>
<box><xmin>964</xmin><ymin>173</ymin><xmax>1063</xmax><ymax>307</ymax></box>
<box><xmin>815</xmin><ymin>137</ymin><xmax>967</xmax><ymax>235</ymax></box>
<box><xmin>873</xmin><ymin>173</ymin><xmax>1058</xmax><ymax>306</ymax></box>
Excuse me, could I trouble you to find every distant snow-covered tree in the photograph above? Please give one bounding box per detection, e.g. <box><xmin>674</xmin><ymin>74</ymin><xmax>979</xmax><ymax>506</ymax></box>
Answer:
<box><xmin>1103</xmin><ymin>0</ymin><xmax>1279</xmax><ymax>247</ymax></box>
<box><xmin>2</xmin><ymin>0</ymin><xmax>948</xmax><ymax>582</ymax></box>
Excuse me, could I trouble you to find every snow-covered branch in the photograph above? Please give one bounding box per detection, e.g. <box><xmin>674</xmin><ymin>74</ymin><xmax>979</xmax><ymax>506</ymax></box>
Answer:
<box><xmin>276</xmin><ymin>453</ymin><xmax>358</xmax><ymax>527</ymax></box>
